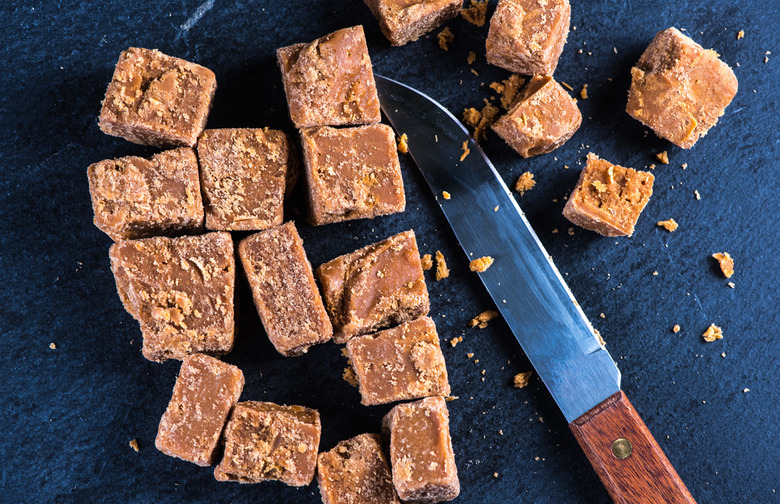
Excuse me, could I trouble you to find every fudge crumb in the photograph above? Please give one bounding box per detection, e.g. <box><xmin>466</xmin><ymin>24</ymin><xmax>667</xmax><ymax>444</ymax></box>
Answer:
<box><xmin>695</xmin><ymin>190</ymin><xmax>701</xmax><ymax>200</ymax></box>
<box><xmin>397</xmin><ymin>133</ymin><xmax>409</xmax><ymax>154</ymax></box>
<box><xmin>421</xmin><ymin>253</ymin><xmax>433</xmax><ymax>271</ymax></box>
<box><xmin>514</xmin><ymin>171</ymin><xmax>536</xmax><ymax>195</ymax></box>
<box><xmin>470</xmin><ymin>68</ymin><xmax>479</xmax><ymax>76</ymax></box>
<box><xmin>656</xmin><ymin>151</ymin><xmax>669</xmax><ymax>164</ymax></box>
<box><xmin>489</xmin><ymin>74</ymin><xmax>524</xmax><ymax>109</ymax></box>
<box><xmin>467</xmin><ymin>51</ymin><xmax>477</xmax><ymax>65</ymax></box>
<box><xmin>649</xmin><ymin>164</ymin><xmax>656</xmax><ymax>170</ymax></box>
<box><xmin>460</xmin><ymin>141</ymin><xmax>471</xmax><ymax>161</ymax></box>
<box><xmin>470</xmin><ymin>310</ymin><xmax>499</xmax><ymax>329</ymax></box>
<box><xmin>561</xmin><ymin>81</ymin><xmax>574</xmax><ymax>91</ymax></box>
<box><xmin>568</xmin><ymin>227</ymin><xmax>575</xmax><ymax>236</ymax></box>
<box><xmin>445</xmin><ymin>396</ymin><xmax>459</xmax><ymax>401</ymax></box>
<box><xmin>657</xmin><ymin>219</ymin><xmax>679</xmax><ymax>232</ymax></box>
<box><xmin>599</xmin><ymin>313</ymin><xmax>606</xmax><ymax>319</ymax></box>
<box><xmin>728</xmin><ymin>282</ymin><xmax>735</xmax><ymax>288</ymax></box>
<box><xmin>462</xmin><ymin>107</ymin><xmax>481</xmax><ymax>127</ymax></box>
<box><xmin>513</xmin><ymin>371</ymin><xmax>533</xmax><ymax>388</ymax></box>
<box><xmin>737</xmin><ymin>30</ymin><xmax>745</xmax><ymax>40</ymax></box>
<box><xmin>342</xmin><ymin>366</ymin><xmax>358</xmax><ymax>387</ymax></box>
<box><xmin>653</xmin><ymin>270</ymin><xmax>659</xmax><ymax>276</ymax></box>
<box><xmin>435</xmin><ymin>251</ymin><xmax>450</xmax><ymax>280</ymax></box>
<box><xmin>673</xmin><ymin>324</ymin><xmax>681</xmax><ymax>333</ymax></box>
<box><xmin>743</xmin><ymin>388</ymin><xmax>750</xmax><ymax>393</ymax></box>
<box><xmin>681</xmin><ymin>163</ymin><xmax>688</xmax><ymax>170</ymax></box>
<box><xmin>461</xmin><ymin>0</ymin><xmax>488</xmax><ymax>26</ymax></box>
<box><xmin>437</xmin><ymin>27</ymin><xmax>454</xmax><ymax>51</ymax></box>
<box><xmin>721</xmin><ymin>352</ymin><xmax>726</xmax><ymax>358</ymax></box>
<box><xmin>579</xmin><ymin>84</ymin><xmax>589</xmax><ymax>100</ymax></box>
<box><xmin>493</xmin><ymin>472</ymin><xmax>499</xmax><ymax>478</ymax></box>
<box><xmin>594</xmin><ymin>329</ymin><xmax>606</xmax><ymax>346</ymax></box>
<box><xmin>466</xmin><ymin>352</ymin><xmax>474</xmax><ymax>358</ymax></box>
<box><xmin>702</xmin><ymin>324</ymin><xmax>723</xmax><ymax>342</ymax></box>
<box><xmin>49</xmin><ymin>342</ymin><xmax>56</xmax><ymax>350</ymax></box>
<box><xmin>712</xmin><ymin>252</ymin><xmax>734</xmax><ymax>278</ymax></box>
<box><xmin>473</xmin><ymin>100</ymin><xmax>500</xmax><ymax>141</ymax></box>
<box><xmin>442</xmin><ymin>190</ymin><xmax>452</xmax><ymax>200</ymax></box>
<box><xmin>449</xmin><ymin>336</ymin><xmax>463</xmax><ymax>347</ymax></box>
<box><xmin>469</xmin><ymin>256</ymin><xmax>494</xmax><ymax>272</ymax></box>
<box><xmin>129</xmin><ymin>439</ymin><xmax>139</xmax><ymax>452</ymax></box>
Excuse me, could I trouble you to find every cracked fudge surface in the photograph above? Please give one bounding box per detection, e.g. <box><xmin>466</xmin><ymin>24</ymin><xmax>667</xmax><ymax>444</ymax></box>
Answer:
<box><xmin>363</xmin><ymin>0</ymin><xmax>462</xmax><ymax>46</ymax></box>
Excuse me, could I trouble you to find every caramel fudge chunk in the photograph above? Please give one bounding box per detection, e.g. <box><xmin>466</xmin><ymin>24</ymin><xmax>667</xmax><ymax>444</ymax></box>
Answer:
<box><xmin>277</xmin><ymin>26</ymin><xmax>381</xmax><ymax>128</ymax></box>
<box><xmin>364</xmin><ymin>0</ymin><xmax>461</xmax><ymax>46</ymax></box>
<box><xmin>238</xmin><ymin>222</ymin><xmax>332</xmax><ymax>356</ymax></box>
<box><xmin>155</xmin><ymin>353</ymin><xmax>244</xmax><ymax>466</ymax></box>
<box><xmin>382</xmin><ymin>397</ymin><xmax>459</xmax><ymax>503</ymax></box>
<box><xmin>198</xmin><ymin>128</ymin><xmax>290</xmax><ymax>231</ymax></box>
<box><xmin>563</xmin><ymin>154</ymin><xmax>655</xmax><ymax>237</ymax></box>
<box><xmin>491</xmin><ymin>75</ymin><xmax>581</xmax><ymax>158</ymax></box>
<box><xmin>109</xmin><ymin>232</ymin><xmax>235</xmax><ymax>362</ymax></box>
<box><xmin>214</xmin><ymin>401</ymin><xmax>321</xmax><ymax>486</ymax></box>
<box><xmin>88</xmin><ymin>147</ymin><xmax>204</xmax><ymax>241</ymax></box>
<box><xmin>317</xmin><ymin>433</ymin><xmax>400</xmax><ymax>504</ymax></box>
<box><xmin>627</xmin><ymin>28</ymin><xmax>738</xmax><ymax>148</ymax></box>
<box><xmin>301</xmin><ymin>124</ymin><xmax>405</xmax><ymax>225</ymax></box>
<box><xmin>99</xmin><ymin>47</ymin><xmax>216</xmax><ymax>147</ymax></box>
<box><xmin>317</xmin><ymin>230</ymin><xmax>430</xmax><ymax>343</ymax></box>
<box><xmin>486</xmin><ymin>0</ymin><xmax>571</xmax><ymax>75</ymax></box>
<box><xmin>346</xmin><ymin>317</ymin><xmax>450</xmax><ymax>406</ymax></box>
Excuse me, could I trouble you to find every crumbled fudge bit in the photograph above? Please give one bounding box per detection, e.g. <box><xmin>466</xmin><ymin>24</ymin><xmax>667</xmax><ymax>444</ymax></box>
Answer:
<box><xmin>656</xmin><ymin>150</ymin><xmax>670</xmax><ymax>164</ymax></box>
<box><xmin>442</xmin><ymin>191</ymin><xmax>452</xmax><ymax>200</ymax></box>
<box><xmin>87</xmin><ymin>148</ymin><xmax>204</xmax><ymax>242</ymax></box>
<box><xmin>129</xmin><ymin>438</ymin><xmax>139</xmax><ymax>452</ymax></box>
<box><xmin>489</xmin><ymin>74</ymin><xmax>524</xmax><ymax>110</ymax></box>
<box><xmin>469</xmin><ymin>256</ymin><xmax>494</xmax><ymax>273</ymax></box>
<box><xmin>594</xmin><ymin>329</ymin><xmax>606</xmax><ymax>346</ymax></box>
<box><xmin>579</xmin><ymin>84</ymin><xmax>589</xmax><ymax>100</ymax></box>
<box><xmin>702</xmin><ymin>324</ymin><xmax>723</xmax><ymax>342</ymax></box>
<box><xmin>364</xmin><ymin>0</ymin><xmax>461</xmax><ymax>46</ymax></box>
<box><xmin>513</xmin><ymin>371</ymin><xmax>532</xmax><ymax>388</ymax></box>
<box><xmin>397</xmin><ymin>132</ymin><xmax>409</xmax><ymax>154</ymax></box>
<box><xmin>99</xmin><ymin>47</ymin><xmax>216</xmax><ymax>148</ymax></box>
<box><xmin>277</xmin><ymin>26</ymin><xmax>381</xmax><ymax>128</ymax></box>
<box><xmin>712</xmin><ymin>252</ymin><xmax>735</xmax><ymax>278</ymax></box>
<box><xmin>737</xmin><ymin>30</ymin><xmax>745</xmax><ymax>40</ymax></box>
<box><xmin>435</xmin><ymin>250</ymin><xmax>450</xmax><ymax>280</ymax></box>
<box><xmin>461</xmin><ymin>0</ymin><xmax>488</xmax><ymax>26</ymax></box>
<box><xmin>467</xmin><ymin>51</ymin><xmax>477</xmax><ymax>64</ymax></box>
<box><xmin>560</xmin><ymin>81</ymin><xmax>574</xmax><ymax>91</ymax></box>
<box><xmin>156</xmin><ymin>354</ymin><xmax>244</xmax><ymax>466</ymax></box>
<box><xmin>672</xmin><ymin>324</ymin><xmax>681</xmax><ymax>333</ymax></box>
<box><xmin>462</xmin><ymin>107</ymin><xmax>482</xmax><ymax>128</ymax></box>
<box><xmin>469</xmin><ymin>310</ymin><xmax>499</xmax><ymax>329</ymax></box>
<box><xmin>449</xmin><ymin>336</ymin><xmax>462</xmax><ymax>347</ymax></box>
<box><xmin>465</xmin><ymin>100</ymin><xmax>501</xmax><ymax>142</ymax></box>
<box><xmin>49</xmin><ymin>342</ymin><xmax>56</xmax><ymax>350</ymax></box>
<box><xmin>695</xmin><ymin>190</ymin><xmax>701</xmax><ymax>200</ymax></box>
<box><xmin>626</xmin><ymin>28</ymin><xmax>738</xmax><ymax>148</ymax></box>
<box><xmin>437</xmin><ymin>27</ymin><xmax>454</xmax><ymax>50</ymax></box>
<box><xmin>421</xmin><ymin>253</ymin><xmax>434</xmax><ymax>271</ymax></box>
<box><xmin>657</xmin><ymin>218</ymin><xmax>679</xmax><ymax>232</ymax></box>
<box><xmin>342</xmin><ymin>366</ymin><xmax>359</xmax><ymax>388</ymax></box>
<box><xmin>515</xmin><ymin>171</ymin><xmax>536</xmax><ymax>195</ymax></box>
<box><xmin>460</xmin><ymin>141</ymin><xmax>471</xmax><ymax>161</ymax></box>
<box><xmin>728</xmin><ymin>282</ymin><xmax>735</xmax><ymax>289</ymax></box>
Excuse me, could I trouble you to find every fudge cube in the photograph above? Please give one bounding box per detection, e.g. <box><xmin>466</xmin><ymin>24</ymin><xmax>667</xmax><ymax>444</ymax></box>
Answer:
<box><xmin>99</xmin><ymin>47</ymin><xmax>216</xmax><ymax>147</ymax></box>
<box><xmin>363</xmin><ymin>0</ymin><xmax>462</xmax><ymax>46</ymax></box>
<box><xmin>300</xmin><ymin>124</ymin><xmax>405</xmax><ymax>225</ymax></box>
<box><xmin>87</xmin><ymin>147</ymin><xmax>204</xmax><ymax>241</ymax></box>
<box><xmin>486</xmin><ymin>0</ymin><xmax>571</xmax><ymax>75</ymax></box>
<box><xmin>317</xmin><ymin>433</ymin><xmax>400</xmax><ymax>504</ymax></box>
<box><xmin>626</xmin><ymin>27</ymin><xmax>738</xmax><ymax>149</ymax></box>
<box><xmin>382</xmin><ymin>397</ymin><xmax>459</xmax><ymax>503</ymax></box>
<box><xmin>277</xmin><ymin>26</ymin><xmax>381</xmax><ymax>128</ymax></box>
<box><xmin>317</xmin><ymin>230</ymin><xmax>430</xmax><ymax>344</ymax></box>
<box><xmin>563</xmin><ymin>153</ymin><xmax>655</xmax><ymax>237</ymax></box>
<box><xmin>346</xmin><ymin>317</ymin><xmax>450</xmax><ymax>406</ymax></box>
<box><xmin>214</xmin><ymin>401</ymin><xmax>321</xmax><ymax>486</ymax></box>
<box><xmin>155</xmin><ymin>353</ymin><xmax>244</xmax><ymax>466</ymax></box>
<box><xmin>491</xmin><ymin>75</ymin><xmax>581</xmax><ymax>158</ymax></box>
<box><xmin>238</xmin><ymin>222</ymin><xmax>333</xmax><ymax>356</ymax></box>
<box><xmin>197</xmin><ymin>128</ymin><xmax>291</xmax><ymax>231</ymax></box>
<box><xmin>109</xmin><ymin>232</ymin><xmax>236</xmax><ymax>362</ymax></box>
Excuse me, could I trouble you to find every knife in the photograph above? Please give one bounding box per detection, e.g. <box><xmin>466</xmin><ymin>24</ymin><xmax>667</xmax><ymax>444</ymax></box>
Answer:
<box><xmin>375</xmin><ymin>74</ymin><xmax>696</xmax><ymax>504</ymax></box>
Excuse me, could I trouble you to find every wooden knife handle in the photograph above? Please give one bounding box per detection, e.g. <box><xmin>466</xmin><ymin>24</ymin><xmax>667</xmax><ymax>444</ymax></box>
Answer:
<box><xmin>569</xmin><ymin>391</ymin><xmax>696</xmax><ymax>504</ymax></box>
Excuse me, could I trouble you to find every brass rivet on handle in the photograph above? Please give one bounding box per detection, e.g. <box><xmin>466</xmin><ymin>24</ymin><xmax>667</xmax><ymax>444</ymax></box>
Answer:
<box><xmin>611</xmin><ymin>438</ymin><xmax>633</xmax><ymax>460</ymax></box>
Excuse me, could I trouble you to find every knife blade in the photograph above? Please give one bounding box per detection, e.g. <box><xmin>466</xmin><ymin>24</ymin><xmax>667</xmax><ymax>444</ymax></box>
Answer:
<box><xmin>375</xmin><ymin>74</ymin><xmax>696</xmax><ymax>504</ymax></box>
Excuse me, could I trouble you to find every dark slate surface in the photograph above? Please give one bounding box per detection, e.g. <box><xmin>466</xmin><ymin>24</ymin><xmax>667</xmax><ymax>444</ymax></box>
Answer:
<box><xmin>1</xmin><ymin>1</ymin><xmax>778</xmax><ymax>503</ymax></box>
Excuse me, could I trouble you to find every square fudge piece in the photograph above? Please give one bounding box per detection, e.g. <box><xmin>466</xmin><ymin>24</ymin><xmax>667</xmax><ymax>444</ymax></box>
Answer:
<box><xmin>214</xmin><ymin>401</ymin><xmax>321</xmax><ymax>486</ymax></box>
<box><xmin>109</xmin><ymin>232</ymin><xmax>236</xmax><ymax>362</ymax></box>
<box><xmin>382</xmin><ymin>397</ymin><xmax>459</xmax><ymax>503</ymax></box>
<box><xmin>87</xmin><ymin>147</ymin><xmax>204</xmax><ymax>241</ymax></box>
<box><xmin>317</xmin><ymin>230</ymin><xmax>430</xmax><ymax>344</ymax></box>
<box><xmin>238</xmin><ymin>222</ymin><xmax>333</xmax><ymax>356</ymax></box>
<box><xmin>626</xmin><ymin>27</ymin><xmax>738</xmax><ymax>149</ymax></box>
<box><xmin>486</xmin><ymin>0</ymin><xmax>571</xmax><ymax>75</ymax></box>
<box><xmin>300</xmin><ymin>124</ymin><xmax>405</xmax><ymax>225</ymax></box>
<box><xmin>317</xmin><ymin>433</ymin><xmax>400</xmax><ymax>504</ymax></box>
<box><xmin>99</xmin><ymin>47</ymin><xmax>216</xmax><ymax>147</ymax></box>
<box><xmin>155</xmin><ymin>353</ymin><xmax>244</xmax><ymax>466</ymax></box>
<box><xmin>346</xmin><ymin>317</ymin><xmax>450</xmax><ymax>406</ymax></box>
<box><xmin>364</xmin><ymin>0</ymin><xmax>461</xmax><ymax>46</ymax></box>
<box><xmin>198</xmin><ymin>128</ymin><xmax>291</xmax><ymax>231</ymax></box>
<box><xmin>277</xmin><ymin>26</ymin><xmax>381</xmax><ymax>128</ymax></box>
<box><xmin>563</xmin><ymin>154</ymin><xmax>655</xmax><ymax>237</ymax></box>
<box><xmin>491</xmin><ymin>75</ymin><xmax>581</xmax><ymax>158</ymax></box>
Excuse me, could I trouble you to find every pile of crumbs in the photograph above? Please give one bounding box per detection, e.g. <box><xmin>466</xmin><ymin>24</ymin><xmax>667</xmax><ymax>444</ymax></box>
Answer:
<box><xmin>469</xmin><ymin>256</ymin><xmax>494</xmax><ymax>272</ymax></box>
<box><xmin>489</xmin><ymin>74</ymin><xmax>524</xmax><ymax>109</ymax></box>
<box><xmin>449</xmin><ymin>336</ymin><xmax>463</xmax><ymax>347</ymax></box>
<box><xmin>437</xmin><ymin>27</ymin><xmax>454</xmax><ymax>51</ymax></box>
<box><xmin>513</xmin><ymin>371</ymin><xmax>533</xmax><ymax>388</ymax></box>
<box><xmin>462</xmin><ymin>99</ymin><xmax>500</xmax><ymax>142</ymax></box>
<box><xmin>460</xmin><ymin>0</ymin><xmax>488</xmax><ymax>26</ymax></box>
<box><xmin>469</xmin><ymin>310</ymin><xmax>499</xmax><ymax>329</ymax></box>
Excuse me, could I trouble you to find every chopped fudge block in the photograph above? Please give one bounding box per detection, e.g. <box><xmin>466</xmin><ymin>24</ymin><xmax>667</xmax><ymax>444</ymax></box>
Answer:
<box><xmin>382</xmin><ymin>397</ymin><xmax>459</xmax><ymax>503</ymax></box>
<box><xmin>491</xmin><ymin>75</ymin><xmax>581</xmax><ymax>158</ymax></box>
<box><xmin>238</xmin><ymin>222</ymin><xmax>333</xmax><ymax>356</ymax></box>
<box><xmin>87</xmin><ymin>147</ymin><xmax>204</xmax><ymax>241</ymax></box>
<box><xmin>155</xmin><ymin>353</ymin><xmax>244</xmax><ymax>466</ymax></box>
<box><xmin>346</xmin><ymin>317</ymin><xmax>450</xmax><ymax>406</ymax></box>
<box><xmin>300</xmin><ymin>124</ymin><xmax>405</xmax><ymax>225</ymax></box>
<box><xmin>277</xmin><ymin>26</ymin><xmax>381</xmax><ymax>128</ymax></box>
<box><xmin>197</xmin><ymin>128</ymin><xmax>290</xmax><ymax>231</ymax></box>
<box><xmin>486</xmin><ymin>0</ymin><xmax>571</xmax><ymax>75</ymax></box>
<box><xmin>109</xmin><ymin>232</ymin><xmax>236</xmax><ymax>362</ymax></box>
<box><xmin>214</xmin><ymin>401</ymin><xmax>321</xmax><ymax>486</ymax></box>
<box><xmin>563</xmin><ymin>154</ymin><xmax>655</xmax><ymax>237</ymax></box>
<box><xmin>99</xmin><ymin>47</ymin><xmax>216</xmax><ymax>147</ymax></box>
<box><xmin>317</xmin><ymin>230</ymin><xmax>430</xmax><ymax>343</ymax></box>
<box><xmin>317</xmin><ymin>433</ymin><xmax>400</xmax><ymax>504</ymax></box>
<box><xmin>363</xmin><ymin>0</ymin><xmax>461</xmax><ymax>46</ymax></box>
<box><xmin>626</xmin><ymin>27</ymin><xmax>738</xmax><ymax>148</ymax></box>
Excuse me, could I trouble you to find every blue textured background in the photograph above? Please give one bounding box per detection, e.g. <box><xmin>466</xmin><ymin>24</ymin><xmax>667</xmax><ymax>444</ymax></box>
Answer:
<box><xmin>1</xmin><ymin>1</ymin><xmax>778</xmax><ymax>503</ymax></box>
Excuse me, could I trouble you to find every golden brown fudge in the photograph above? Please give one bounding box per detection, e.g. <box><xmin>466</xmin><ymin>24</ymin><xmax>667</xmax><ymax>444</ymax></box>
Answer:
<box><xmin>346</xmin><ymin>317</ymin><xmax>450</xmax><ymax>406</ymax></box>
<box><xmin>197</xmin><ymin>128</ymin><xmax>291</xmax><ymax>231</ymax></box>
<box><xmin>155</xmin><ymin>353</ymin><xmax>244</xmax><ymax>466</ymax></box>
<box><xmin>109</xmin><ymin>232</ymin><xmax>236</xmax><ymax>362</ymax></box>
<box><xmin>317</xmin><ymin>433</ymin><xmax>400</xmax><ymax>504</ymax></box>
<box><xmin>238</xmin><ymin>222</ymin><xmax>333</xmax><ymax>356</ymax></box>
<box><xmin>317</xmin><ymin>230</ymin><xmax>430</xmax><ymax>343</ymax></box>
<box><xmin>214</xmin><ymin>401</ymin><xmax>321</xmax><ymax>486</ymax></box>
<box><xmin>382</xmin><ymin>397</ymin><xmax>459</xmax><ymax>503</ymax></box>
<box><xmin>485</xmin><ymin>0</ymin><xmax>571</xmax><ymax>75</ymax></box>
<box><xmin>277</xmin><ymin>26</ymin><xmax>381</xmax><ymax>128</ymax></box>
<box><xmin>363</xmin><ymin>0</ymin><xmax>461</xmax><ymax>46</ymax></box>
<box><xmin>563</xmin><ymin>154</ymin><xmax>655</xmax><ymax>237</ymax></box>
<box><xmin>627</xmin><ymin>28</ymin><xmax>738</xmax><ymax>148</ymax></box>
<box><xmin>99</xmin><ymin>47</ymin><xmax>216</xmax><ymax>147</ymax></box>
<box><xmin>87</xmin><ymin>147</ymin><xmax>204</xmax><ymax>241</ymax></box>
<box><xmin>300</xmin><ymin>124</ymin><xmax>405</xmax><ymax>225</ymax></box>
<box><xmin>491</xmin><ymin>75</ymin><xmax>581</xmax><ymax>158</ymax></box>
